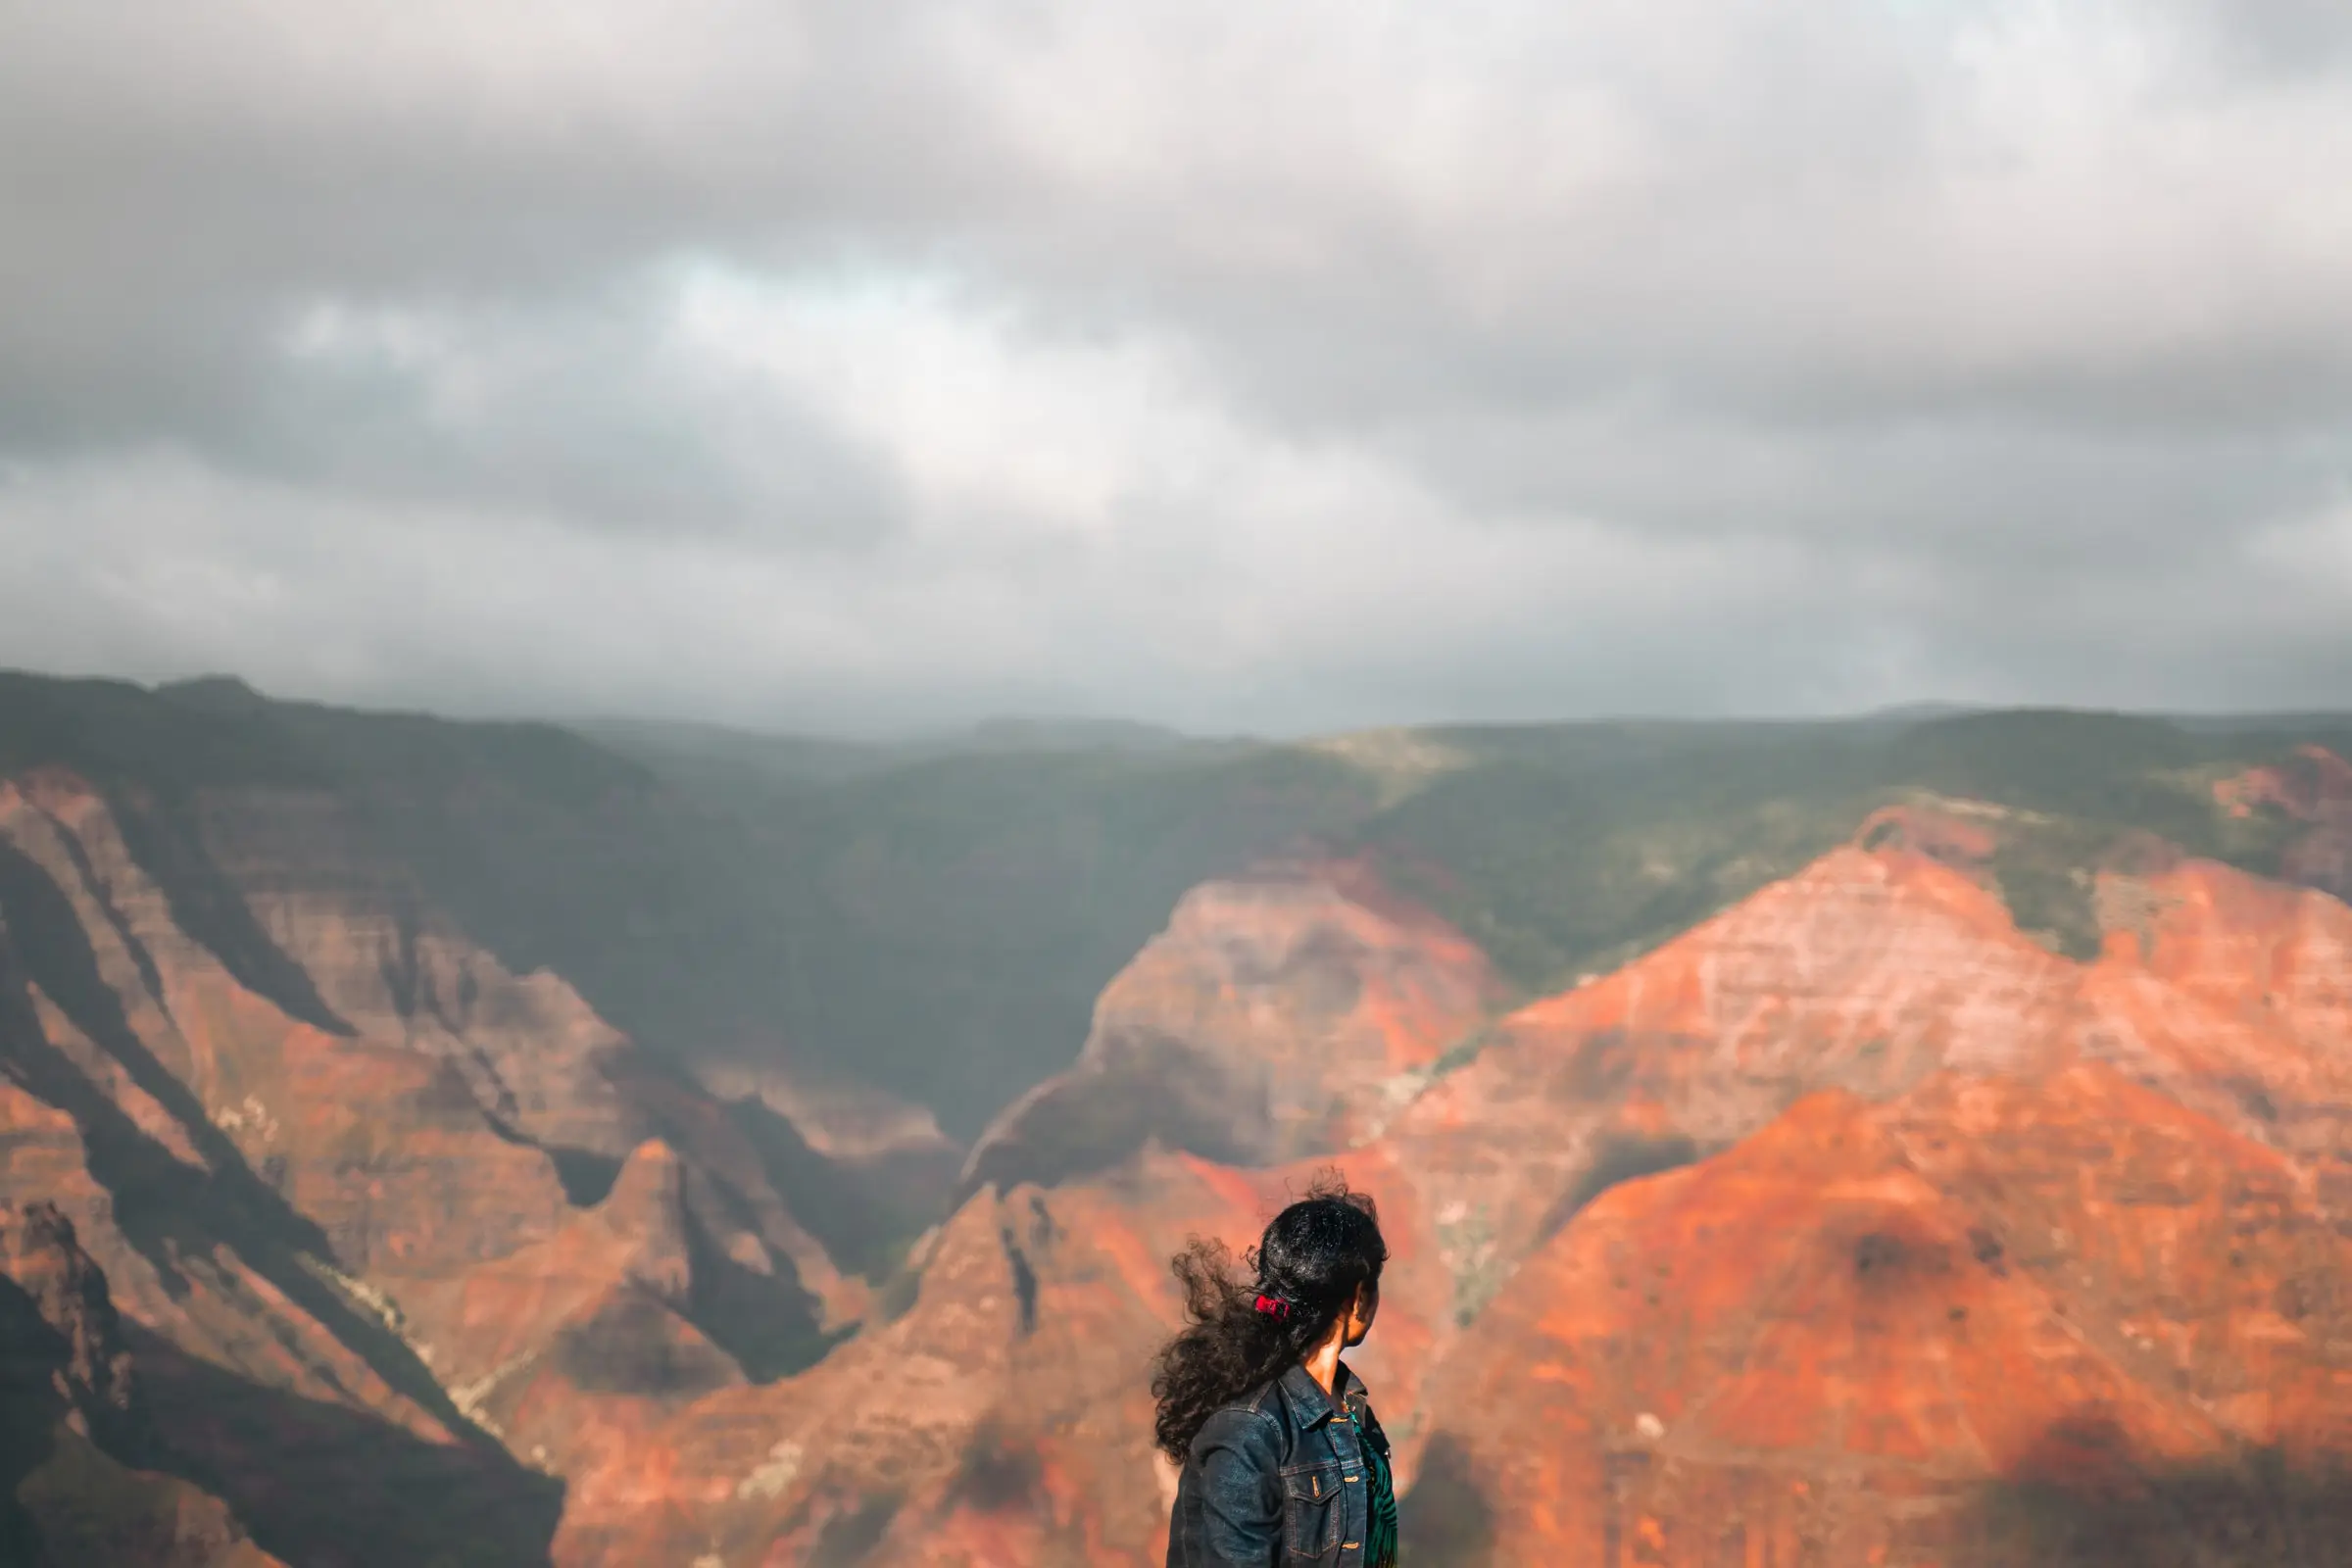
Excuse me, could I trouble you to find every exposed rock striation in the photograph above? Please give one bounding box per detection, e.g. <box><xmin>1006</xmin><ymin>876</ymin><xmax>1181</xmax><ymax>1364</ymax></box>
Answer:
<box><xmin>1414</xmin><ymin>1064</ymin><xmax>2352</xmax><ymax>1565</ymax></box>
<box><xmin>966</xmin><ymin>858</ymin><xmax>1497</xmax><ymax>1190</ymax></box>
<box><xmin>0</xmin><ymin>768</ymin><xmax>863</xmax><ymax>1562</ymax></box>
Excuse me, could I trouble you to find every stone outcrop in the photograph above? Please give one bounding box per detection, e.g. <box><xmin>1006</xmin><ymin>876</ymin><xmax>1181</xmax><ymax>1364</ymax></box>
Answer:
<box><xmin>1</xmin><ymin>1200</ymin><xmax>281</xmax><ymax>1568</ymax></box>
<box><xmin>965</xmin><ymin>858</ymin><xmax>1498</xmax><ymax>1190</ymax></box>
<box><xmin>3</xmin><ymin>1202</ymin><xmax>143</xmax><ymax>1455</ymax></box>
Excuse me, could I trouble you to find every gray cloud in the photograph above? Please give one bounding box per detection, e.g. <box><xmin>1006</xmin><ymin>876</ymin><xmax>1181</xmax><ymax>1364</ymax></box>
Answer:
<box><xmin>1</xmin><ymin>0</ymin><xmax>2348</xmax><ymax>732</ymax></box>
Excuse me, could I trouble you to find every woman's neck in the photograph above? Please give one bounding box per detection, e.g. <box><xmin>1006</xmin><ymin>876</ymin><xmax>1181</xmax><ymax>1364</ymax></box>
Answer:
<box><xmin>1300</xmin><ymin>1336</ymin><xmax>1344</xmax><ymax>1396</ymax></box>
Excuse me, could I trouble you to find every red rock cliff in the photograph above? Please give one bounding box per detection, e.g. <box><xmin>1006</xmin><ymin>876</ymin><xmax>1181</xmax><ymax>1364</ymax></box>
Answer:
<box><xmin>0</xmin><ymin>771</ymin><xmax>860</xmax><ymax>1562</ymax></box>
<box><xmin>966</xmin><ymin>857</ymin><xmax>1497</xmax><ymax>1190</ymax></box>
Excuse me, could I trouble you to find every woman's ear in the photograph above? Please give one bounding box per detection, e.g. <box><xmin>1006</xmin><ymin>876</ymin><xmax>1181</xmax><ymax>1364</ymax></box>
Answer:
<box><xmin>1344</xmin><ymin>1280</ymin><xmax>1378</xmax><ymax>1344</ymax></box>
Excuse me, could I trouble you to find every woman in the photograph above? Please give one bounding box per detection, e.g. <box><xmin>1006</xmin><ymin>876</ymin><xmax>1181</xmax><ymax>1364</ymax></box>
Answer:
<box><xmin>1152</xmin><ymin>1181</ymin><xmax>1397</xmax><ymax>1567</ymax></box>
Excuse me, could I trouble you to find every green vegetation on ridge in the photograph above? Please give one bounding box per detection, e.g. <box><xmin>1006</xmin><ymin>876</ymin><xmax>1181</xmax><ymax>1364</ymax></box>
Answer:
<box><xmin>1345</xmin><ymin>709</ymin><xmax>2343</xmax><ymax>993</ymax></box>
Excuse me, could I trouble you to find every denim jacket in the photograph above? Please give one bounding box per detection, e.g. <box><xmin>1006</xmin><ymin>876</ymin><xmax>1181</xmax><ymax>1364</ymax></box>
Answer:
<box><xmin>1166</xmin><ymin>1362</ymin><xmax>1391</xmax><ymax>1567</ymax></box>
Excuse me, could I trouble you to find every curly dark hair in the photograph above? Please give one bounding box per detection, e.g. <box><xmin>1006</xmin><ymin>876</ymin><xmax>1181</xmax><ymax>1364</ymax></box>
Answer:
<box><xmin>1151</xmin><ymin>1176</ymin><xmax>1387</xmax><ymax>1462</ymax></box>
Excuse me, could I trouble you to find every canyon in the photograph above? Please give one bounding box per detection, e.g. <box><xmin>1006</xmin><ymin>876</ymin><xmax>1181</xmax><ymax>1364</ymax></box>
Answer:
<box><xmin>4</xmin><ymin>675</ymin><xmax>2351</xmax><ymax>1564</ymax></box>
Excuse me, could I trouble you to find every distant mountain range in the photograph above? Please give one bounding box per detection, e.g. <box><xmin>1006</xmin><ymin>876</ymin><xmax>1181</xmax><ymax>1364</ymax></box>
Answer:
<box><xmin>4</xmin><ymin>668</ymin><xmax>2352</xmax><ymax>1563</ymax></box>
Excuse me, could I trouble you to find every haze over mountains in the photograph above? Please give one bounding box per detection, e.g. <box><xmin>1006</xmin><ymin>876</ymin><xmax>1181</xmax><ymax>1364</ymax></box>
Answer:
<box><xmin>5</xmin><ymin>667</ymin><xmax>2352</xmax><ymax>1564</ymax></box>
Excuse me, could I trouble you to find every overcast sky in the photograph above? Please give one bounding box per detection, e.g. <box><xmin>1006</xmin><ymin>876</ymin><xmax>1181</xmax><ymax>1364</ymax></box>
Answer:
<box><xmin>3</xmin><ymin>1</ymin><xmax>2349</xmax><ymax>735</ymax></box>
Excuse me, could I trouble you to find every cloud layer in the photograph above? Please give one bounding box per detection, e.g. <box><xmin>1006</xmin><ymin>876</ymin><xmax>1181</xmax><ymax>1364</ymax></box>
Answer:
<box><xmin>4</xmin><ymin>0</ymin><xmax>2349</xmax><ymax>732</ymax></box>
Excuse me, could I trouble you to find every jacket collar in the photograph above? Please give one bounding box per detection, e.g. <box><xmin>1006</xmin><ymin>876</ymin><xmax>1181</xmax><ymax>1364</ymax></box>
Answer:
<box><xmin>1276</xmin><ymin>1360</ymin><xmax>1366</xmax><ymax>1431</ymax></box>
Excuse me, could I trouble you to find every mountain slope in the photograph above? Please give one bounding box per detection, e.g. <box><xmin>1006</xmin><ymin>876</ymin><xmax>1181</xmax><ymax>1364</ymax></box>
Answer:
<box><xmin>523</xmin><ymin>797</ymin><xmax>2352</xmax><ymax>1565</ymax></box>
<box><xmin>7</xmin><ymin>668</ymin><xmax>2352</xmax><ymax>1563</ymax></box>
<box><xmin>1415</xmin><ymin>1064</ymin><xmax>2352</xmax><ymax>1565</ymax></box>
<box><xmin>0</xmin><ymin>763</ymin><xmax>841</xmax><ymax>1561</ymax></box>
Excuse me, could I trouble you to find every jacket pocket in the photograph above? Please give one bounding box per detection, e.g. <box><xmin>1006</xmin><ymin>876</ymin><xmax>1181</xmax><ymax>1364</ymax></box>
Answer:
<box><xmin>1281</xmin><ymin>1462</ymin><xmax>1344</xmax><ymax>1559</ymax></box>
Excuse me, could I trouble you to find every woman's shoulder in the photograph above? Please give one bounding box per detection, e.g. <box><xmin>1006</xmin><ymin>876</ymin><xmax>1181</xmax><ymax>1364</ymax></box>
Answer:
<box><xmin>1188</xmin><ymin>1380</ymin><xmax>1286</xmax><ymax>1452</ymax></box>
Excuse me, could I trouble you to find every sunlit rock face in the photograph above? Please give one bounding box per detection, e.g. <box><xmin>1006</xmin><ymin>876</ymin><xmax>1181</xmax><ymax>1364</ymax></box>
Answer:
<box><xmin>1383</xmin><ymin>839</ymin><xmax>2352</xmax><ymax>1568</ymax></box>
<box><xmin>965</xmin><ymin>857</ymin><xmax>1499</xmax><ymax>1191</ymax></box>
<box><xmin>1374</xmin><ymin>842</ymin><xmax>2089</xmax><ymax>1319</ymax></box>
<box><xmin>2</xmin><ymin>775</ymin><xmax>578</xmax><ymax>1279</ymax></box>
<box><xmin>1416</xmin><ymin>1065</ymin><xmax>2352</xmax><ymax>1566</ymax></box>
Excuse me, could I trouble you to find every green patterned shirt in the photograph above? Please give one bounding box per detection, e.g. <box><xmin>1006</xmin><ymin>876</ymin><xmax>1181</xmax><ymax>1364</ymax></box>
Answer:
<box><xmin>1346</xmin><ymin>1404</ymin><xmax>1397</xmax><ymax>1568</ymax></box>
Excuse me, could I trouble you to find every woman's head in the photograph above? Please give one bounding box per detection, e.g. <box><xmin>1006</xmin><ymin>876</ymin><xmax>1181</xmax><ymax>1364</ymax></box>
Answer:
<box><xmin>1251</xmin><ymin>1188</ymin><xmax>1385</xmax><ymax>1341</ymax></box>
<box><xmin>1150</xmin><ymin>1176</ymin><xmax>1387</xmax><ymax>1462</ymax></box>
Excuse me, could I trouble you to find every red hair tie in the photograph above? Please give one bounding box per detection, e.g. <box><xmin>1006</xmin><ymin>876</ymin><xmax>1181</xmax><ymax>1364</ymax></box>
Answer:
<box><xmin>1253</xmin><ymin>1293</ymin><xmax>1291</xmax><ymax>1321</ymax></box>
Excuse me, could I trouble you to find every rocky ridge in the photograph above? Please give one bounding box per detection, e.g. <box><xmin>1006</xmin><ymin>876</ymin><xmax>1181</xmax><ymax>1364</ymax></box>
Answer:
<box><xmin>6</xmin><ymin>680</ymin><xmax>2352</xmax><ymax>1565</ymax></box>
<box><xmin>0</xmin><ymin>770</ymin><xmax>869</xmax><ymax>1563</ymax></box>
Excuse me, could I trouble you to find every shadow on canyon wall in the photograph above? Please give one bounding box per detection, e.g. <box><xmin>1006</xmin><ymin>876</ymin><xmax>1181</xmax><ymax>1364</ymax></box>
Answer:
<box><xmin>1954</xmin><ymin>1419</ymin><xmax>2352</xmax><ymax>1568</ymax></box>
<box><xmin>1396</xmin><ymin>1418</ymin><xmax>2352</xmax><ymax>1567</ymax></box>
<box><xmin>129</xmin><ymin>1327</ymin><xmax>564</xmax><ymax>1568</ymax></box>
<box><xmin>0</xmin><ymin>841</ymin><xmax>490</xmax><ymax>1442</ymax></box>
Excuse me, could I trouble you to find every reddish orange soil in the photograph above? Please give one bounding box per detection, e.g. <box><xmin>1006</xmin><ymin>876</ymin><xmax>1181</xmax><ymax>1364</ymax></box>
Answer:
<box><xmin>8</xmin><ymin>767</ymin><xmax>2352</xmax><ymax>1566</ymax></box>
